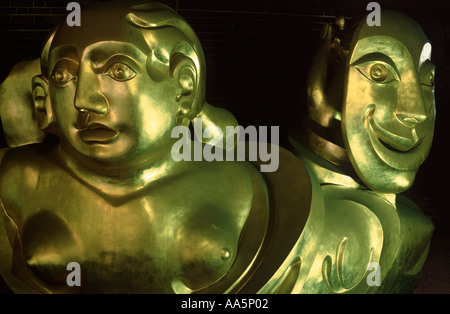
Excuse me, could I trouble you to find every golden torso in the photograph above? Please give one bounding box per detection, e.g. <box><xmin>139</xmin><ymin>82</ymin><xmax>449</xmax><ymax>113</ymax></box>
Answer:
<box><xmin>0</xmin><ymin>143</ymin><xmax>259</xmax><ymax>293</ymax></box>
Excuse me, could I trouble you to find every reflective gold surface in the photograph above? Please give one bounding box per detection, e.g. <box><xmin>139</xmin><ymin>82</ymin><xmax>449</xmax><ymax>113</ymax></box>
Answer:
<box><xmin>0</xmin><ymin>58</ymin><xmax>45</xmax><ymax>147</ymax></box>
<box><xmin>0</xmin><ymin>2</ymin><xmax>437</xmax><ymax>295</ymax></box>
<box><xmin>343</xmin><ymin>11</ymin><xmax>435</xmax><ymax>193</ymax></box>
<box><xmin>288</xmin><ymin>11</ymin><xmax>435</xmax><ymax>293</ymax></box>
<box><xmin>288</xmin><ymin>141</ymin><xmax>433</xmax><ymax>293</ymax></box>
<box><xmin>0</xmin><ymin>1</ymin><xmax>281</xmax><ymax>294</ymax></box>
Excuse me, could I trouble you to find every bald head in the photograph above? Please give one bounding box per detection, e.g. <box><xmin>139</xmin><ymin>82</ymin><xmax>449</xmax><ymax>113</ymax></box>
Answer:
<box><xmin>351</xmin><ymin>10</ymin><xmax>429</xmax><ymax>64</ymax></box>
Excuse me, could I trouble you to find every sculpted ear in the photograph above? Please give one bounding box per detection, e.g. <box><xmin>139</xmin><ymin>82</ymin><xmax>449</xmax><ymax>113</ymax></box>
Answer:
<box><xmin>171</xmin><ymin>54</ymin><xmax>198</xmax><ymax>126</ymax></box>
<box><xmin>0</xmin><ymin>58</ymin><xmax>47</xmax><ymax>147</ymax></box>
<box><xmin>32</xmin><ymin>75</ymin><xmax>55</xmax><ymax>132</ymax></box>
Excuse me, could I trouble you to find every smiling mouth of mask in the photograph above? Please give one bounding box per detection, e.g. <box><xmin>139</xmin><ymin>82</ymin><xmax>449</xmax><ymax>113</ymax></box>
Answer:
<box><xmin>78</xmin><ymin>123</ymin><xmax>119</xmax><ymax>144</ymax></box>
<box><xmin>362</xmin><ymin>104</ymin><xmax>424</xmax><ymax>171</ymax></box>
<box><xmin>378</xmin><ymin>138</ymin><xmax>412</xmax><ymax>153</ymax></box>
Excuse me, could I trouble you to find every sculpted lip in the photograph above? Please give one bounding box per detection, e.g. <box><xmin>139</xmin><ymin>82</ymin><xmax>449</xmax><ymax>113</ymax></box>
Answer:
<box><xmin>370</xmin><ymin>120</ymin><xmax>418</xmax><ymax>152</ymax></box>
<box><xmin>364</xmin><ymin>105</ymin><xmax>419</xmax><ymax>153</ymax></box>
<box><xmin>78</xmin><ymin>123</ymin><xmax>119</xmax><ymax>143</ymax></box>
<box><xmin>363</xmin><ymin>105</ymin><xmax>423</xmax><ymax>171</ymax></box>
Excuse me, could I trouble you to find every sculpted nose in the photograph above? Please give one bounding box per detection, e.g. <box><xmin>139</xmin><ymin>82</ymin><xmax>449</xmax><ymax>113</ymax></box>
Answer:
<box><xmin>395</xmin><ymin>112</ymin><xmax>427</xmax><ymax>127</ymax></box>
<box><xmin>74</xmin><ymin>74</ymin><xmax>108</xmax><ymax>114</ymax></box>
<box><xmin>396</xmin><ymin>80</ymin><xmax>428</xmax><ymax>128</ymax></box>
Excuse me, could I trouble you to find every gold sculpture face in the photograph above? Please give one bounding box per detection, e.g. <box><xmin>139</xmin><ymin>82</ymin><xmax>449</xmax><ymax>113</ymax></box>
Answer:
<box><xmin>34</xmin><ymin>2</ymin><xmax>205</xmax><ymax>171</ymax></box>
<box><xmin>1</xmin><ymin>1</ymin><xmax>266</xmax><ymax>294</ymax></box>
<box><xmin>49</xmin><ymin>42</ymin><xmax>179</xmax><ymax>167</ymax></box>
<box><xmin>0</xmin><ymin>2</ymin><xmax>436</xmax><ymax>294</ymax></box>
<box><xmin>342</xmin><ymin>11</ymin><xmax>436</xmax><ymax>193</ymax></box>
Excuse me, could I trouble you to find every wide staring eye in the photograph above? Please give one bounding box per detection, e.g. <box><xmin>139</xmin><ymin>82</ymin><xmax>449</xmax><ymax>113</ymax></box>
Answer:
<box><xmin>52</xmin><ymin>67</ymin><xmax>76</xmax><ymax>86</ymax></box>
<box><xmin>355</xmin><ymin>61</ymin><xmax>399</xmax><ymax>84</ymax></box>
<box><xmin>105</xmin><ymin>63</ymin><xmax>136</xmax><ymax>81</ymax></box>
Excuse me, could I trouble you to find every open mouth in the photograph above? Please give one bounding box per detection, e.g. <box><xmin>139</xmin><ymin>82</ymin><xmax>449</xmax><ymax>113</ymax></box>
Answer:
<box><xmin>78</xmin><ymin>123</ymin><xmax>119</xmax><ymax>144</ymax></box>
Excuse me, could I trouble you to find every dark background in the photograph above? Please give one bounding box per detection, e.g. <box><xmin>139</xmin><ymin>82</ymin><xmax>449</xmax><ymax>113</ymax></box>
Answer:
<box><xmin>0</xmin><ymin>0</ymin><xmax>448</xmax><ymax>293</ymax></box>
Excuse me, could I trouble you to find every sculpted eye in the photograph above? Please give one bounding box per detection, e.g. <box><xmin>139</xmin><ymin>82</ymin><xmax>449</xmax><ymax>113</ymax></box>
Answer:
<box><xmin>105</xmin><ymin>63</ymin><xmax>136</xmax><ymax>81</ymax></box>
<box><xmin>355</xmin><ymin>61</ymin><xmax>399</xmax><ymax>84</ymax></box>
<box><xmin>52</xmin><ymin>67</ymin><xmax>76</xmax><ymax>86</ymax></box>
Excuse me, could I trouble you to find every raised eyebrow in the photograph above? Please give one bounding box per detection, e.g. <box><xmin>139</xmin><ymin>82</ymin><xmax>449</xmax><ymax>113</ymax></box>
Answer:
<box><xmin>51</xmin><ymin>58</ymin><xmax>79</xmax><ymax>76</ymax></box>
<box><xmin>92</xmin><ymin>54</ymin><xmax>140</xmax><ymax>73</ymax></box>
<box><xmin>351</xmin><ymin>52</ymin><xmax>400</xmax><ymax>79</ymax></box>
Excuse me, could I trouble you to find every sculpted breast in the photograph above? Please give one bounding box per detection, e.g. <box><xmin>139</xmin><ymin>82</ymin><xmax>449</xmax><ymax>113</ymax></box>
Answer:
<box><xmin>171</xmin><ymin>205</ymin><xmax>240</xmax><ymax>293</ymax></box>
<box><xmin>22</xmin><ymin>209</ymin><xmax>81</xmax><ymax>287</ymax></box>
<box><xmin>0</xmin><ymin>145</ymin><xmax>255</xmax><ymax>293</ymax></box>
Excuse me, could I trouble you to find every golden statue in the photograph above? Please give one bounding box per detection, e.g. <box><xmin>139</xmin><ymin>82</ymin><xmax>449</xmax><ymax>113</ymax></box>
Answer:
<box><xmin>288</xmin><ymin>11</ymin><xmax>435</xmax><ymax>292</ymax></box>
<box><xmin>0</xmin><ymin>2</ymin><xmax>435</xmax><ymax>294</ymax></box>
<box><xmin>0</xmin><ymin>0</ymin><xmax>313</xmax><ymax>294</ymax></box>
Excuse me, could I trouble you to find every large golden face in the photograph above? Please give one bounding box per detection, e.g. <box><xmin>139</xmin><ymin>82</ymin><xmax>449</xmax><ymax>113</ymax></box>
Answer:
<box><xmin>44</xmin><ymin>4</ymin><xmax>187</xmax><ymax>169</ymax></box>
<box><xmin>342</xmin><ymin>12</ymin><xmax>436</xmax><ymax>193</ymax></box>
<box><xmin>49</xmin><ymin>41</ymin><xmax>178</xmax><ymax>167</ymax></box>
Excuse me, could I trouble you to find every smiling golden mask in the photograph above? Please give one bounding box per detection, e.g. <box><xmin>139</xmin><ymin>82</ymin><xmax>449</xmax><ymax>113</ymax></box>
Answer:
<box><xmin>286</xmin><ymin>11</ymin><xmax>435</xmax><ymax>293</ymax></box>
<box><xmin>342</xmin><ymin>10</ymin><xmax>436</xmax><ymax>193</ymax></box>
